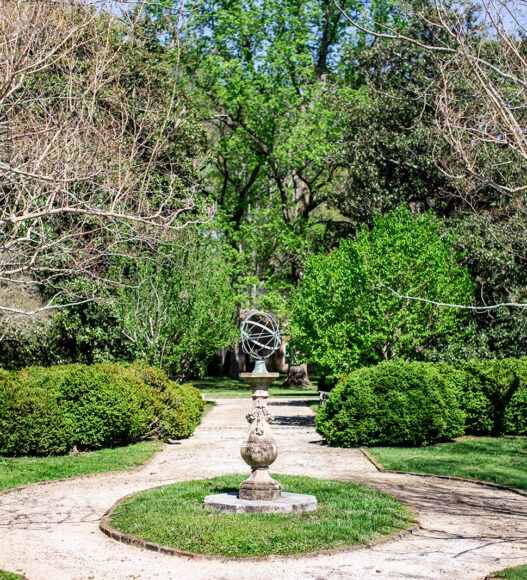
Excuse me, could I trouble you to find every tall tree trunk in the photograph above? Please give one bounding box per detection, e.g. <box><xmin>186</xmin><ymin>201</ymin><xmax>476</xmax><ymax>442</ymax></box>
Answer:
<box><xmin>284</xmin><ymin>363</ymin><xmax>312</xmax><ymax>387</ymax></box>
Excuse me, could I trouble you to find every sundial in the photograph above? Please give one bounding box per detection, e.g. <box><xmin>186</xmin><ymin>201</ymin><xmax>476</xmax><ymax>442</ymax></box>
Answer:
<box><xmin>240</xmin><ymin>311</ymin><xmax>281</xmax><ymax>373</ymax></box>
<box><xmin>203</xmin><ymin>310</ymin><xmax>317</xmax><ymax>513</ymax></box>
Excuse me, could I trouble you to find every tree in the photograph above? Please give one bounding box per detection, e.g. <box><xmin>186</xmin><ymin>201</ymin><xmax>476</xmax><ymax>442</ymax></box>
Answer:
<box><xmin>114</xmin><ymin>232</ymin><xmax>238</xmax><ymax>380</ymax></box>
<box><xmin>0</xmin><ymin>1</ymin><xmax>209</xmax><ymax>317</ymax></box>
<box><xmin>289</xmin><ymin>208</ymin><xmax>474</xmax><ymax>380</ymax></box>
<box><xmin>336</xmin><ymin>0</ymin><xmax>527</xmax><ymax>262</ymax></box>
<box><xmin>331</xmin><ymin>21</ymin><xmax>459</xmax><ymax>226</ymax></box>
<box><xmin>149</xmin><ymin>0</ymin><xmax>366</xmax><ymax>290</ymax></box>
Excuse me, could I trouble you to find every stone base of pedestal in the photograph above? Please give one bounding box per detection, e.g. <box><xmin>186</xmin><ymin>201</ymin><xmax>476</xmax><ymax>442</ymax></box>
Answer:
<box><xmin>239</xmin><ymin>468</ymin><xmax>281</xmax><ymax>500</ymax></box>
<box><xmin>239</xmin><ymin>486</ymin><xmax>281</xmax><ymax>500</ymax></box>
<box><xmin>203</xmin><ymin>492</ymin><xmax>317</xmax><ymax>514</ymax></box>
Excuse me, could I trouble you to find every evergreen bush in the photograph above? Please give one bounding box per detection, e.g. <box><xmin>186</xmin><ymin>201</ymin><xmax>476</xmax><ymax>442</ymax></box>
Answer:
<box><xmin>452</xmin><ymin>358</ymin><xmax>527</xmax><ymax>435</ymax></box>
<box><xmin>316</xmin><ymin>357</ymin><xmax>527</xmax><ymax>447</ymax></box>
<box><xmin>0</xmin><ymin>362</ymin><xmax>204</xmax><ymax>456</ymax></box>
<box><xmin>315</xmin><ymin>360</ymin><xmax>465</xmax><ymax>447</ymax></box>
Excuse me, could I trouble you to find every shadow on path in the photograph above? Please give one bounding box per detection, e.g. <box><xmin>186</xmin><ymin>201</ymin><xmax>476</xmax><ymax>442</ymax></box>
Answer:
<box><xmin>272</xmin><ymin>415</ymin><xmax>315</xmax><ymax>428</ymax></box>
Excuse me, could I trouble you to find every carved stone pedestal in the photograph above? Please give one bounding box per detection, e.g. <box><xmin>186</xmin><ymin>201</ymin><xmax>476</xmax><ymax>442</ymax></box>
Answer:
<box><xmin>202</xmin><ymin>369</ymin><xmax>318</xmax><ymax>514</ymax></box>
<box><xmin>239</xmin><ymin>372</ymin><xmax>281</xmax><ymax>500</ymax></box>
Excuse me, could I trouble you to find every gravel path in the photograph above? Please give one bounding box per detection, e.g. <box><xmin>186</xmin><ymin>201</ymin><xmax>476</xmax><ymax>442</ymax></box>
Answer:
<box><xmin>1</xmin><ymin>398</ymin><xmax>527</xmax><ymax>580</ymax></box>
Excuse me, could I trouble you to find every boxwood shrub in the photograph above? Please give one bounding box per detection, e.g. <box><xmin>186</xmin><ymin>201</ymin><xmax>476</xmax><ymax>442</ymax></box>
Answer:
<box><xmin>315</xmin><ymin>360</ymin><xmax>465</xmax><ymax>447</ymax></box>
<box><xmin>316</xmin><ymin>357</ymin><xmax>527</xmax><ymax>447</ymax></box>
<box><xmin>0</xmin><ymin>362</ymin><xmax>204</xmax><ymax>456</ymax></box>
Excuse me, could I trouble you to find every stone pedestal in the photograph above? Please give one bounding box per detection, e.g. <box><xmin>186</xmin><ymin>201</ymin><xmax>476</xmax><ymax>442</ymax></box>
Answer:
<box><xmin>203</xmin><ymin>492</ymin><xmax>317</xmax><ymax>514</ymax></box>
<box><xmin>239</xmin><ymin>372</ymin><xmax>281</xmax><ymax>500</ymax></box>
<box><xmin>202</xmin><ymin>367</ymin><xmax>318</xmax><ymax>514</ymax></box>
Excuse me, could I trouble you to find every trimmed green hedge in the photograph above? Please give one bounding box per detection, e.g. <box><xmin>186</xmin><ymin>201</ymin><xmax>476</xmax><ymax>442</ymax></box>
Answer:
<box><xmin>0</xmin><ymin>362</ymin><xmax>204</xmax><ymax>456</ymax></box>
<box><xmin>316</xmin><ymin>357</ymin><xmax>527</xmax><ymax>447</ymax></box>
<box><xmin>315</xmin><ymin>360</ymin><xmax>465</xmax><ymax>447</ymax></box>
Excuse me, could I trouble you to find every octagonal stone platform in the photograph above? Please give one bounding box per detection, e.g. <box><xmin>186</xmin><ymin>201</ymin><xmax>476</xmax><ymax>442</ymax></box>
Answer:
<box><xmin>203</xmin><ymin>492</ymin><xmax>317</xmax><ymax>514</ymax></box>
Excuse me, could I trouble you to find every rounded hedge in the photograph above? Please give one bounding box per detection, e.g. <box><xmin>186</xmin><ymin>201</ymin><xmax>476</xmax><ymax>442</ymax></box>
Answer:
<box><xmin>315</xmin><ymin>360</ymin><xmax>465</xmax><ymax>447</ymax></box>
<box><xmin>452</xmin><ymin>358</ymin><xmax>527</xmax><ymax>436</ymax></box>
<box><xmin>315</xmin><ymin>357</ymin><xmax>527</xmax><ymax>448</ymax></box>
<box><xmin>0</xmin><ymin>362</ymin><xmax>204</xmax><ymax>456</ymax></box>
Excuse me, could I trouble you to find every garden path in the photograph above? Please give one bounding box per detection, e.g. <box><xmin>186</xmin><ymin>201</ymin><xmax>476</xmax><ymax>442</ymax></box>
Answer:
<box><xmin>1</xmin><ymin>398</ymin><xmax>527</xmax><ymax>580</ymax></box>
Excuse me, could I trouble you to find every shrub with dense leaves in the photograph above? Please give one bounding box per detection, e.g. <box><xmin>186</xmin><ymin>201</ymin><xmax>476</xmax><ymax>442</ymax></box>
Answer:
<box><xmin>453</xmin><ymin>358</ymin><xmax>527</xmax><ymax>435</ymax></box>
<box><xmin>315</xmin><ymin>360</ymin><xmax>465</xmax><ymax>447</ymax></box>
<box><xmin>0</xmin><ymin>362</ymin><xmax>204</xmax><ymax>456</ymax></box>
<box><xmin>315</xmin><ymin>357</ymin><xmax>527</xmax><ymax>447</ymax></box>
<box><xmin>289</xmin><ymin>209</ymin><xmax>474</xmax><ymax>381</ymax></box>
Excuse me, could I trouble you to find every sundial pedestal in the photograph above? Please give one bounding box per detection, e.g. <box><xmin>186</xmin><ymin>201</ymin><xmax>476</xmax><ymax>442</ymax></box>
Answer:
<box><xmin>202</xmin><ymin>311</ymin><xmax>317</xmax><ymax>515</ymax></box>
<box><xmin>239</xmin><ymin>372</ymin><xmax>281</xmax><ymax>500</ymax></box>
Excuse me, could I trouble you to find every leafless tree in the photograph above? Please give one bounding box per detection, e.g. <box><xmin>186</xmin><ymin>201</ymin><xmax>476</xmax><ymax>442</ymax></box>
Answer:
<box><xmin>336</xmin><ymin>0</ymin><xmax>527</xmax><ymax>308</ymax></box>
<box><xmin>0</xmin><ymin>0</ymin><xmax>208</xmax><ymax>317</ymax></box>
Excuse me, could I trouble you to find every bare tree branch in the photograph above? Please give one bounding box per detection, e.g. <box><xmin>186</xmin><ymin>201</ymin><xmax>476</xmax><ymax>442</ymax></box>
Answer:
<box><xmin>0</xmin><ymin>0</ymin><xmax>208</xmax><ymax>318</ymax></box>
<box><xmin>377</xmin><ymin>280</ymin><xmax>527</xmax><ymax>311</ymax></box>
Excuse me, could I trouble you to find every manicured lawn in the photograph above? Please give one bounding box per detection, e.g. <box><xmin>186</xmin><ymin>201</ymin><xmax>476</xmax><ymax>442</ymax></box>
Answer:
<box><xmin>368</xmin><ymin>436</ymin><xmax>527</xmax><ymax>491</ymax></box>
<box><xmin>491</xmin><ymin>564</ymin><xmax>527</xmax><ymax>579</ymax></box>
<box><xmin>0</xmin><ymin>571</ymin><xmax>23</xmax><ymax>579</ymax></box>
<box><xmin>0</xmin><ymin>440</ymin><xmax>163</xmax><ymax>491</ymax></box>
<box><xmin>108</xmin><ymin>474</ymin><xmax>413</xmax><ymax>558</ymax></box>
<box><xmin>193</xmin><ymin>374</ymin><xmax>319</xmax><ymax>398</ymax></box>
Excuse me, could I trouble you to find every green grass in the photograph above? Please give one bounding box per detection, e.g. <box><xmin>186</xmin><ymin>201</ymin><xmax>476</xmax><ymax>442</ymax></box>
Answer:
<box><xmin>192</xmin><ymin>375</ymin><xmax>319</xmax><ymax>399</ymax></box>
<box><xmin>202</xmin><ymin>400</ymin><xmax>215</xmax><ymax>416</ymax></box>
<box><xmin>108</xmin><ymin>474</ymin><xmax>413</xmax><ymax>558</ymax></box>
<box><xmin>0</xmin><ymin>440</ymin><xmax>163</xmax><ymax>491</ymax></box>
<box><xmin>0</xmin><ymin>571</ymin><xmax>23</xmax><ymax>579</ymax></box>
<box><xmin>368</xmin><ymin>436</ymin><xmax>527</xmax><ymax>491</ymax></box>
<box><xmin>491</xmin><ymin>564</ymin><xmax>527</xmax><ymax>579</ymax></box>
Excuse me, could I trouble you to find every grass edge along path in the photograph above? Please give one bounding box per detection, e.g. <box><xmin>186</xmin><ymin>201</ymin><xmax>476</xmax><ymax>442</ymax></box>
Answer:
<box><xmin>0</xmin><ymin>570</ymin><xmax>24</xmax><ymax>580</ymax></box>
<box><xmin>366</xmin><ymin>436</ymin><xmax>527</xmax><ymax>492</ymax></box>
<box><xmin>0</xmin><ymin>440</ymin><xmax>163</xmax><ymax>492</ymax></box>
<box><xmin>192</xmin><ymin>375</ymin><xmax>319</xmax><ymax>399</ymax></box>
<box><xmin>490</xmin><ymin>564</ymin><xmax>527</xmax><ymax>579</ymax></box>
<box><xmin>107</xmin><ymin>474</ymin><xmax>414</xmax><ymax>558</ymax></box>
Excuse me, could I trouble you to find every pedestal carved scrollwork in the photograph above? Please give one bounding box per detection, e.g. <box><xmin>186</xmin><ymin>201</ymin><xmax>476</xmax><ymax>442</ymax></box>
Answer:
<box><xmin>239</xmin><ymin>373</ymin><xmax>281</xmax><ymax>500</ymax></box>
<box><xmin>246</xmin><ymin>403</ymin><xmax>274</xmax><ymax>436</ymax></box>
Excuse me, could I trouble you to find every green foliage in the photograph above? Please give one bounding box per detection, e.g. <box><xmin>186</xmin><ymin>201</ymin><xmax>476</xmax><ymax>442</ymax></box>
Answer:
<box><xmin>444</xmin><ymin>214</ymin><xmax>527</xmax><ymax>361</ymax></box>
<box><xmin>0</xmin><ymin>235</ymin><xmax>237</xmax><ymax>380</ymax></box>
<box><xmin>290</xmin><ymin>208</ymin><xmax>474</xmax><ymax>379</ymax></box>
<box><xmin>130</xmin><ymin>361</ymin><xmax>205</xmax><ymax>439</ymax></box>
<box><xmin>334</xmin><ymin>27</ymin><xmax>455</xmax><ymax>226</ymax></box>
<box><xmin>147</xmin><ymin>0</ymin><xmax>369</xmax><ymax>300</ymax></box>
<box><xmin>316</xmin><ymin>358</ymin><xmax>527</xmax><ymax>448</ymax></box>
<box><xmin>315</xmin><ymin>360</ymin><xmax>465</xmax><ymax>447</ymax></box>
<box><xmin>0</xmin><ymin>371</ymin><xmax>74</xmax><ymax>456</ymax></box>
<box><xmin>113</xmin><ymin>233</ymin><xmax>238</xmax><ymax>380</ymax></box>
<box><xmin>452</xmin><ymin>358</ymin><xmax>527</xmax><ymax>436</ymax></box>
<box><xmin>0</xmin><ymin>301</ymin><xmax>127</xmax><ymax>371</ymax></box>
<box><xmin>0</xmin><ymin>362</ymin><xmax>204</xmax><ymax>456</ymax></box>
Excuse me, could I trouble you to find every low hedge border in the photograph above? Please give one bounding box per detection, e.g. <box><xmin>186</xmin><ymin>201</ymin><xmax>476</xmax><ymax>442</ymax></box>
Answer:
<box><xmin>98</xmin><ymin>478</ymin><xmax>420</xmax><ymax>561</ymax></box>
<box><xmin>360</xmin><ymin>447</ymin><xmax>527</xmax><ymax>499</ymax></box>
